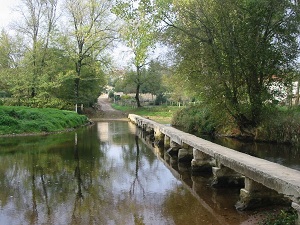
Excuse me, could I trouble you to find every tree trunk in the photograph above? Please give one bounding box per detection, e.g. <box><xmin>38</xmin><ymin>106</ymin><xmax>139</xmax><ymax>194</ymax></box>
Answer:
<box><xmin>135</xmin><ymin>83</ymin><xmax>141</xmax><ymax>107</ymax></box>
<box><xmin>75</xmin><ymin>77</ymin><xmax>80</xmax><ymax>112</ymax></box>
<box><xmin>295</xmin><ymin>80</ymin><xmax>299</xmax><ymax>106</ymax></box>
<box><xmin>75</xmin><ymin>59</ymin><xmax>82</xmax><ymax>112</ymax></box>
<box><xmin>135</xmin><ymin>65</ymin><xmax>142</xmax><ymax>107</ymax></box>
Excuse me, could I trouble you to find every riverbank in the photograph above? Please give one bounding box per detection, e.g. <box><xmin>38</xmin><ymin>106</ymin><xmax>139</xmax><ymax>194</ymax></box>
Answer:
<box><xmin>110</xmin><ymin>103</ymin><xmax>177</xmax><ymax>124</ymax></box>
<box><xmin>172</xmin><ymin>105</ymin><xmax>300</xmax><ymax>146</ymax></box>
<box><xmin>0</xmin><ymin>106</ymin><xmax>90</xmax><ymax>136</ymax></box>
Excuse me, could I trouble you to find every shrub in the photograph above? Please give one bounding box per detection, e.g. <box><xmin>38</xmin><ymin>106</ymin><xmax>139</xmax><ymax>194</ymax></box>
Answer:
<box><xmin>172</xmin><ymin>105</ymin><xmax>218</xmax><ymax>135</ymax></box>
<box><xmin>256</xmin><ymin>106</ymin><xmax>300</xmax><ymax>145</ymax></box>
<box><xmin>108</xmin><ymin>91</ymin><xmax>114</xmax><ymax>99</ymax></box>
<box><xmin>155</xmin><ymin>93</ymin><xmax>167</xmax><ymax>105</ymax></box>
<box><xmin>0</xmin><ymin>116</ymin><xmax>18</xmax><ymax>126</ymax></box>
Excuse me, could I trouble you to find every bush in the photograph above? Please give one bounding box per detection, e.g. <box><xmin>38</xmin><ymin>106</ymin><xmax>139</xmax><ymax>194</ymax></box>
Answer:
<box><xmin>0</xmin><ymin>115</ymin><xmax>19</xmax><ymax>126</ymax></box>
<box><xmin>155</xmin><ymin>93</ymin><xmax>167</xmax><ymax>105</ymax></box>
<box><xmin>172</xmin><ymin>105</ymin><xmax>218</xmax><ymax>135</ymax></box>
<box><xmin>256</xmin><ymin>106</ymin><xmax>300</xmax><ymax>145</ymax></box>
<box><xmin>108</xmin><ymin>91</ymin><xmax>114</xmax><ymax>99</ymax></box>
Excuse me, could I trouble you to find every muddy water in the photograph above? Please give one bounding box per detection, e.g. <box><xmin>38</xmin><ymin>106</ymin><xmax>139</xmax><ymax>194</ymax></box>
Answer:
<box><xmin>0</xmin><ymin>121</ymin><xmax>267</xmax><ymax>225</ymax></box>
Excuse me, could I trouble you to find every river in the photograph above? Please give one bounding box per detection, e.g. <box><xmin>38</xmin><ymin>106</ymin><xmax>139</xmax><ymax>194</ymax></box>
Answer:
<box><xmin>0</xmin><ymin>121</ymin><xmax>292</xmax><ymax>225</ymax></box>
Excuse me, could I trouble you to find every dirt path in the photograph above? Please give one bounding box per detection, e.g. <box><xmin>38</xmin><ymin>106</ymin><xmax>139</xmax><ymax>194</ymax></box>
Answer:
<box><xmin>94</xmin><ymin>95</ymin><xmax>127</xmax><ymax>120</ymax></box>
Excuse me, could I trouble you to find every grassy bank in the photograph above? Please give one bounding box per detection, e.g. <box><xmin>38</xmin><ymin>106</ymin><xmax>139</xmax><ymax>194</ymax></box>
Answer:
<box><xmin>0</xmin><ymin>106</ymin><xmax>89</xmax><ymax>135</ymax></box>
<box><xmin>111</xmin><ymin>104</ymin><xmax>179</xmax><ymax>124</ymax></box>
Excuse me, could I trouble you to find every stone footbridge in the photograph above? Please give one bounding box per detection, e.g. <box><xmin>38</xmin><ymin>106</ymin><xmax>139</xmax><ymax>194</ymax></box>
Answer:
<box><xmin>128</xmin><ymin>114</ymin><xmax>300</xmax><ymax>224</ymax></box>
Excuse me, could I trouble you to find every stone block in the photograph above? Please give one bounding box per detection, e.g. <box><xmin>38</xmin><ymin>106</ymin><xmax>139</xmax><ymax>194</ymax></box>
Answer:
<box><xmin>178</xmin><ymin>148</ymin><xmax>193</xmax><ymax>162</ymax></box>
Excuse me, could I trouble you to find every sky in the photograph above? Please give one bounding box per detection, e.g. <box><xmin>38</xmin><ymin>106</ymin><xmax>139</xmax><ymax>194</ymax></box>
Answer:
<box><xmin>0</xmin><ymin>0</ymin><xmax>19</xmax><ymax>29</ymax></box>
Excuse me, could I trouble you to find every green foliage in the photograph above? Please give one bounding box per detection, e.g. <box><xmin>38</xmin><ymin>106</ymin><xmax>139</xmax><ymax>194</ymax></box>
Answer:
<box><xmin>172</xmin><ymin>105</ymin><xmax>219</xmax><ymax>135</ymax></box>
<box><xmin>256</xmin><ymin>106</ymin><xmax>300</xmax><ymax>145</ymax></box>
<box><xmin>108</xmin><ymin>91</ymin><xmax>114</xmax><ymax>99</ymax></box>
<box><xmin>155</xmin><ymin>93</ymin><xmax>167</xmax><ymax>105</ymax></box>
<box><xmin>113</xmin><ymin>60</ymin><xmax>169</xmax><ymax>104</ymax></box>
<box><xmin>141</xmin><ymin>60</ymin><xmax>168</xmax><ymax>97</ymax></box>
<box><xmin>114</xmin><ymin>70</ymin><xmax>137</xmax><ymax>93</ymax></box>
<box><xmin>159</xmin><ymin>0</ymin><xmax>300</xmax><ymax>131</ymax></box>
<box><xmin>260</xmin><ymin>209</ymin><xmax>298</xmax><ymax>225</ymax></box>
<box><xmin>0</xmin><ymin>106</ymin><xmax>88</xmax><ymax>135</ymax></box>
<box><xmin>0</xmin><ymin>0</ymin><xmax>111</xmax><ymax>110</ymax></box>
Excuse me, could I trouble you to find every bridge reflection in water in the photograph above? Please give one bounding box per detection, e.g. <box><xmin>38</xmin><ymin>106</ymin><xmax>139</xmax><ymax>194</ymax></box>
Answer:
<box><xmin>129</xmin><ymin>114</ymin><xmax>300</xmax><ymax>225</ymax></box>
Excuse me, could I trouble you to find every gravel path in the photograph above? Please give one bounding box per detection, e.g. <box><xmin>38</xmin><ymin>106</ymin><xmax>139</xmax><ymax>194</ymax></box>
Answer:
<box><xmin>96</xmin><ymin>95</ymin><xmax>127</xmax><ymax>119</ymax></box>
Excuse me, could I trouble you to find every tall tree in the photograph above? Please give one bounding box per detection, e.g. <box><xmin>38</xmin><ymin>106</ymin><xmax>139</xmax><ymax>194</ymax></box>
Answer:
<box><xmin>15</xmin><ymin>0</ymin><xmax>59</xmax><ymax>99</ymax></box>
<box><xmin>0</xmin><ymin>30</ymin><xmax>27</xmax><ymax>103</ymax></box>
<box><xmin>159</xmin><ymin>0</ymin><xmax>300</xmax><ymax>135</ymax></box>
<box><xmin>113</xmin><ymin>0</ymin><xmax>157</xmax><ymax>107</ymax></box>
<box><xmin>0</xmin><ymin>30</ymin><xmax>15</xmax><ymax>93</ymax></box>
<box><xmin>63</xmin><ymin>0</ymin><xmax>115</xmax><ymax>111</ymax></box>
<box><xmin>141</xmin><ymin>60</ymin><xmax>168</xmax><ymax>99</ymax></box>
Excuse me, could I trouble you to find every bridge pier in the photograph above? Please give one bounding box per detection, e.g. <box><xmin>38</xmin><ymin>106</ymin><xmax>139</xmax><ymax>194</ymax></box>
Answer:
<box><xmin>191</xmin><ymin>149</ymin><xmax>215</xmax><ymax>172</ymax></box>
<box><xmin>292</xmin><ymin>202</ymin><xmax>300</xmax><ymax>225</ymax></box>
<box><xmin>178</xmin><ymin>143</ymin><xmax>193</xmax><ymax>163</ymax></box>
<box><xmin>211</xmin><ymin>163</ymin><xmax>244</xmax><ymax>187</ymax></box>
<box><xmin>154</xmin><ymin>128</ymin><xmax>165</xmax><ymax>146</ymax></box>
<box><xmin>235</xmin><ymin>178</ymin><xmax>289</xmax><ymax>210</ymax></box>
<box><xmin>146</xmin><ymin>126</ymin><xmax>153</xmax><ymax>134</ymax></box>
<box><xmin>164</xmin><ymin>135</ymin><xmax>170</xmax><ymax>149</ymax></box>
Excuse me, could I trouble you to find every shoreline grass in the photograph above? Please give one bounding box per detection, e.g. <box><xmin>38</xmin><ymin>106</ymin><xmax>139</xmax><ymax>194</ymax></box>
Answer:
<box><xmin>111</xmin><ymin>104</ymin><xmax>179</xmax><ymax>124</ymax></box>
<box><xmin>0</xmin><ymin>106</ymin><xmax>89</xmax><ymax>135</ymax></box>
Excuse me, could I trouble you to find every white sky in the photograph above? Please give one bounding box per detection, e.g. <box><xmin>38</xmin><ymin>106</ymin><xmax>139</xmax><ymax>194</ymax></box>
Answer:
<box><xmin>0</xmin><ymin>0</ymin><xmax>20</xmax><ymax>29</ymax></box>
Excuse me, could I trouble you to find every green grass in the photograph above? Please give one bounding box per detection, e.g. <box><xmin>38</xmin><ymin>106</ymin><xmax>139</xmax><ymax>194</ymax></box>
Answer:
<box><xmin>260</xmin><ymin>208</ymin><xmax>297</xmax><ymax>225</ymax></box>
<box><xmin>111</xmin><ymin>104</ymin><xmax>179</xmax><ymax>124</ymax></box>
<box><xmin>0</xmin><ymin>106</ymin><xmax>89</xmax><ymax>135</ymax></box>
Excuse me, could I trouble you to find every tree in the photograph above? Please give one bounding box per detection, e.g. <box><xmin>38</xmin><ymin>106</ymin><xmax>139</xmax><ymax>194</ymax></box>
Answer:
<box><xmin>114</xmin><ymin>70</ymin><xmax>137</xmax><ymax>94</ymax></box>
<box><xmin>0</xmin><ymin>30</ymin><xmax>28</xmax><ymax>103</ymax></box>
<box><xmin>0</xmin><ymin>0</ymin><xmax>116</xmax><ymax>109</ymax></box>
<box><xmin>14</xmin><ymin>0</ymin><xmax>59</xmax><ymax>99</ymax></box>
<box><xmin>62</xmin><ymin>0</ymin><xmax>115</xmax><ymax>111</ymax></box>
<box><xmin>113</xmin><ymin>0</ymin><xmax>157</xmax><ymax>107</ymax></box>
<box><xmin>159</xmin><ymin>0</ymin><xmax>300</xmax><ymax>135</ymax></box>
<box><xmin>0</xmin><ymin>30</ymin><xmax>14</xmax><ymax>95</ymax></box>
<box><xmin>141</xmin><ymin>60</ymin><xmax>168</xmax><ymax>101</ymax></box>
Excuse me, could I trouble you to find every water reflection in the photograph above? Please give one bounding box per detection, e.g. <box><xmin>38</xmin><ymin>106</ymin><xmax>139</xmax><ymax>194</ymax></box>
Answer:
<box><xmin>0</xmin><ymin>122</ymin><xmax>261</xmax><ymax>225</ymax></box>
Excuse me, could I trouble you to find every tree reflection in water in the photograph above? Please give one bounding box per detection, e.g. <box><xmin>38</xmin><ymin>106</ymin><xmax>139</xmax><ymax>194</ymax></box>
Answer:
<box><xmin>129</xmin><ymin>136</ymin><xmax>146</xmax><ymax>198</ymax></box>
<box><xmin>29</xmin><ymin>154</ymin><xmax>38</xmax><ymax>224</ymax></box>
<box><xmin>72</xmin><ymin>132</ymin><xmax>84</xmax><ymax>223</ymax></box>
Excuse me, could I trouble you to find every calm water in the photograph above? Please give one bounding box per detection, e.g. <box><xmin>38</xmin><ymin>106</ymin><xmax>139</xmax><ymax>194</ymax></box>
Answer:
<box><xmin>0</xmin><ymin>121</ymin><xmax>281</xmax><ymax>225</ymax></box>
